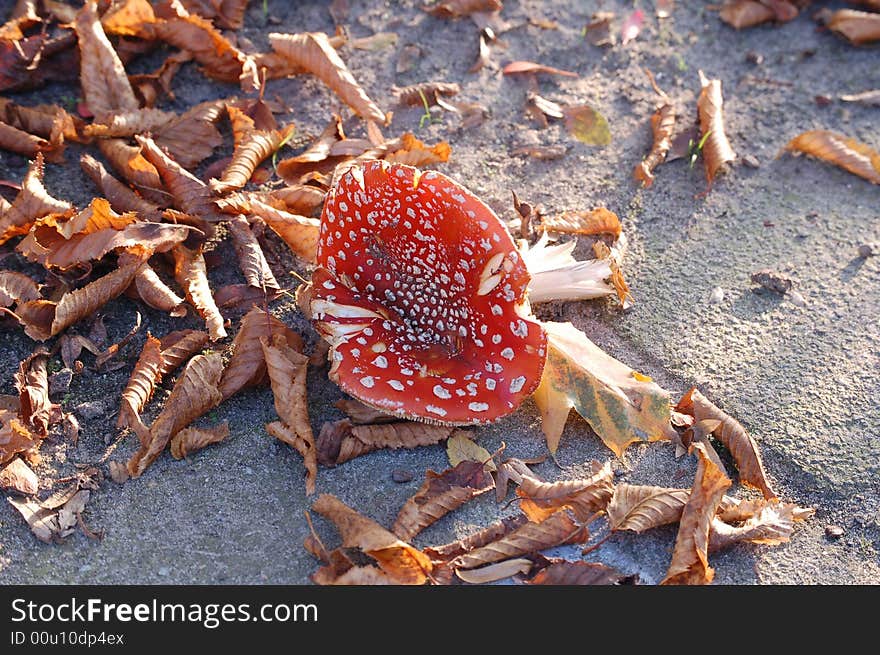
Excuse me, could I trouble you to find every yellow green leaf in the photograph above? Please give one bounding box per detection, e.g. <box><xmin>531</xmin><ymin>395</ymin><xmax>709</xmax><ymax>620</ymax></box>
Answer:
<box><xmin>563</xmin><ymin>105</ymin><xmax>611</xmax><ymax>146</ymax></box>
<box><xmin>446</xmin><ymin>431</ymin><xmax>496</xmax><ymax>472</ymax></box>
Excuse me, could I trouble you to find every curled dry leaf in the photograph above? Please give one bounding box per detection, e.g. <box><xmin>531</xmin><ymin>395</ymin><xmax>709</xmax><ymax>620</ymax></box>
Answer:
<box><xmin>514</xmin><ymin>460</ymin><xmax>614</xmax><ymax>522</ymax></box>
<box><xmin>709</xmin><ymin>500</ymin><xmax>815</xmax><ymax>552</ymax></box>
<box><xmin>719</xmin><ymin>1</ymin><xmax>798</xmax><ymax>30</ymax></box>
<box><xmin>334</xmin><ymin>398</ymin><xmax>398</xmax><ymax>424</ymax></box>
<box><xmin>312</xmin><ymin>493</ymin><xmax>433</xmax><ymax>584</ymax></box>
<box><xmin>392</xmin><ymin>460</ymin><xmax>495</xmax><ymax>541</ymax></box>
<box><xmin>172</xmin><ymin>245</ymin><xmax>227</xmax><ymax>340</ymax></box>
<box><xmin>532</xmin><ymin>321</ymin><xmax>677</xmax><ymax>457</ymax></box>
<box><xmin>80</xmin><ymin>154</ymin><xmax>163</xmax><ymax>222</ymax></box>
<box><xmin>212</xmin><ymin>283</ymin><xmax>282</xmax><ymax>312</ymax></box>
<box><xmin>0</xmin><ymin>456</ymin><xmax>39</xmax><ymax>494</ymax></box>
<box><xmin>455</xmin><ymin>507</ymin><xmax>590</xmax><ymax>570</ymax></box>
<box><xmin>826</xmin><ymin>9</ymin><xmax>880</xmax><ymax>45</ymax></box>
<box><xmin>210</xmin><ymin>121</ymin><xmax>296</xmax><ymax>195</ymax></box>
<box><xmin>395</xmin><ymin>82</ymin><xmax>461</xmax><ymax>107</ymax></box>
<box><xmin>17</xmin><ymin>255</ymin><xmax>145</xmax><ymax>341</ymax></box>
<box><xmin>240</xmin><ymin>199</ymin><xmax>320</xmax><ymax>263</ymax></box>
<box><xmin>316</xmin><ymin>419</ymin><xmax>457</xmax><ymax>467</ymax></box>
<box><xmin>697</xmin><ymin>71</ymin><xmax>736</xmax><ymax>184</ymax></box>
<box><xmin>606</xmin><ymin>483</ymin><xmax>691</xmax><ymax>532</ymax></box>
<box><xmin>455</xmin><ymin>558</ymin><xmax>533</xmax><ymax>584</ymax></box>
<box><xmin>0</xmin><ymin>270</ymin><xmax>40</xmax><ymax>307</ymax></box>
<box><xmin>423</xmin><ymin>0</ymin><xmax>503</xmax><ymax>19</ymax></box>
<box><xmin>127</xmin><ymin>260</ymin><xmax>187</xmax><ymax>316</ymax></box>
<box><xmin>661</xmin><ymin>441</ymin><xmax>732</xmax><ymax>585</ymax></box>
<box><xmin>127</xmin><ymin>352</ymin><xmax>224</xmax><ymax>477</ymax></box>
<box><xmin>502</xmin><ymin>61</ymin><xmax>577</xmax><ymax>77</ymax></box>
<box><xmin>96</xmin><ymin>139</ymin><xmax>170</xmax><ymax>206</ymax></box>
<box><xmin>15</xmin><ymin>348</ymin><xmax>53</xmax><ymax>436</ymax></box>
<box><xmin>268</xmin><ymin>32</ymin><xmax>386</xmax><ymax>124</ymax></box>
<box><xmin>541</xmin><ymin>207</ymin><xmax>622</xmax><ymax>239</ymax></box>
<box><xmin>839</xmin><ymin>90</ymin><xmax>880</xmax><ymax>107</ymax></box>
<box><xmin>258</xmin><ymin>185</ymin><xmax>327</xmax><ymax>217</ymax></box>
<box><xmin>0</xmin><ymin>154</ymin><xmax>73</xmax><ymax>245</ymax></box>
<box><xmin>0</xmin><ymin>408</ymin><xmax>40</xmax><ymax>465</ymax></box>
<box><xmin>261</xmin><ymin>334</ymin><xmax>317</xmax><ymax>495</ymax></box>
<box><xmin>676</xmin><ymin>387</ymin><xmax>776</xmax><ymax>499</ymax></box>
<box><xmin>226</xmin><ymin>215</ymin><xmax>279</xmax><ymax>291</ymax></box>
<box><xmin>0</xmin><ymin>98</ymin><xmax>80</xmax><ymax>144</ymax></box>
<box><xmin>152</xmin><ymin>100</ymin><xmax>225</xmax><ymax>170</ymax></box>
<box><xmin>179</xmin><ymin>0</ymin><xmax>250</xmax><ymax>30</ymax></box>
<box><xmin>782</xmin><ymin>130</ymin><xmax>880</xmax><ymax>185</ymax></box>
<box><xmin>424</xmin><ymin>514</ymin><xmax>530</xmax><ymax>563</ymax></box>
<box><xmin>384</xmin><ymin>133</ymin><xmax>452</xmax><ymax>167</ymax></box>
<box><xmin>0</xmin><ymin>121</ymin><xmax>61</xmax><ymax>161</ymax></box>
<box><xmin>170</xmin><ymin>422</ymin><xmax>230</xmax><ymax>459</ymax></box>
<box><xmin>527</xmin><ymin>559</ymin><xmax>634</xmax><ymax>585</ymax></box>
<box><xmin>74</xmin><ymin>1</ymin><xmax>140</xmax><ymax>119</ymax></box>
<box><xmin>218</xmin><ymin>306</ymin><xmax>303</xmax><ymax>401</ymax></box>
<box><xmin>634</xmin><ymin>77</ymin><xmax>675</xmax><ymax>187</ymax></box>
<box><xmin>320</xmin><ymin>565</ymin><xmax>398</xmax><ymax>585</ymax></box>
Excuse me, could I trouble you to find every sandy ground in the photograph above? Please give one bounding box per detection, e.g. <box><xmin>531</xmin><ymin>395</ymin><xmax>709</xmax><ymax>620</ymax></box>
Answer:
<box><xmin>0</xmin><ymin>0</ymin><xmax>878</xmax><ymax>585</ymax></box>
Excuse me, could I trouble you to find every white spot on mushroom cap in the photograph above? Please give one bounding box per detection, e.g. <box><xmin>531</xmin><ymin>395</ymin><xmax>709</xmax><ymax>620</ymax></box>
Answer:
<box><xmin>426</xmin><ymin>405</ymin><xmax>447</xmax><ymax>417</ymax></box>
<box><xmin>388</xmin><ymin>380</ymin><xmax>404</xmax><ymax>391</ymax></box>
<box><xmin>372</xmin><ymin>355</ymin><xmax>388</xmax><ymax>368</ymax></box>
<box><xmin>360</xmin><ymin>376</ymin><xmax>375</xmax><ymax>388</ymax></box>
<box><xmin>468</xmin><ymin>402</ymin><xmax>489</xmax><ymax>412</ymax></box>
<box><xmin>509</xmin><ymin>376</ymin><xmax>526</xmax><ymax>393</ymax></box>
<box><xmin>500</xmin><ymin>347</ymin><xmax>514</xmax><ymax>360</ymax></box>
<box><xmin>433</xmin><ymin>385</ymin><xmax>451</xmax><ymax>399</ymax></box>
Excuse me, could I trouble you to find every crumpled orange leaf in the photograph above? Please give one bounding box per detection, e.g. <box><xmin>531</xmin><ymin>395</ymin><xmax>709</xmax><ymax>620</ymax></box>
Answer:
<box><xmin>0</xmin><ymin>270</ymin><xmax>40</xmax><ymax>308</ymax></box>
<box><xmin>226</xmin><ymin>215</ymin><xmax>279</xmax><ymax>290</ymax></box>
<box><xmin>334</xmin><ymin>398</ymin><xmax>398</xmax><ymax>425</ymax></box>
<box><xmin>127</xmin><ymin>352</ymin><xmax>224</xmax><ymax>477</ymax></box>
<box><xmin>312</xmin><ymin>493</ymin><xmax>433</xmax><ymax>584</ymax></box>
<box><xmin>782</xmin><ymin>130</ymin><xmax>880</xmax><ymax>185</ymax></box>
<box><xmin>503</xmin><ymin>61</ymin><xmax>578</xmax><ymax>77</ymax></box>
<box><xmin>514</xmin><ymin>460</ymin><xmax>614</xmax><ymax>522</ymax></box>
<box><xmin>268</xmin><ymin>32</ymin><xmax>386</xmax><ymax>124</ymax></box>
<box><xmin>532</xmin><ymin>321</ymin><xmax>678</xmax><ymax>457</ymax></box>
<box><xmin>179</xmin><ymin>0</ymin><xmax>250</xmax><ymax>30</ymax></box>
<box><xmin>827</xmin><ymin>9</ymin><xmax>880</xmax><ymax>45</ymax></box>
<box><xmin>424</xmin><ymin>515</ymin><xmax>530</xmax><ymax>563</ymax></box>
<box><xmin>384</xmin><ymin>133</ymin><xmax>452</xmax><ymax>167</ymax></box>
<box><xmin>0</xmin><ymin>409</ymin><xmax>40</xmax><ymax>465</ymax></box>
<box><xmin>0</xmin><ymin>98</ymin><xmax>81</xmax><ymax>144</ymax></box>
<box><xmin>527</xmin><ymin>559</ymin><xmax>634</xmax><ymax>585</ymax></box>
<box><xmin>392</xmin><ymin>461</ymin><xmax>495</xmax><ymax>541</ymax></box>
<box><xmin>607</xmin><ymin>483</ymin><xmax>691</xmax><ymax>532</ymax></box>
<box><xmin>0</xmin><ymin>154</ymin><xmax>73</xmax><ymax>245</ymax></box>
<box><xmin>73</xmin><ymin>1</ymin><xmax>140</xmax><ymax>119</ymax></box>
<box><xmin>634</xmin><ymin>79</ymin><xmax>675</xmax><ymax>187</ymax></box>
<box><xmin>676</xmin><ymin>387</ymin><xmax>776</xmax><ymax>500</ymax></box>
<box><xmin>96</xmin><ymin>138</ymin><xmax>171</xmax><ymax>206</ymax></box>
<box><xmin>83</xmin><ymin>108</ymin><xmax>176</xmax><ymax>138</ymax></box>
<box><xmin>14</xmin><ymin>348</ymin><xmax>54</xmax><ymax>436</ymax></box>
<box><xmin>17</xmin><ymin>254</ymin><xmax>145</xmax><ymax>341</ymax></box>
<box><xmin>0</xmin><ymin>456</ymin><xmax>39</xmax><ymax>495</ymax></box>
<box><xmin>660</xmin><ymin>441</ymin><xmax>732</xmax><ymax>585</ymax></box>
<box><xmin>261</xmin><ymin>334</ymin><xmax>317</xmax><ymax>495</ymax></box>
<box><xmin>0</xmin><ymin>121</ymin><xmax>62</xmax><ymax>162</ymax></box>
<box><xmin>257</xmin><ymin>185</ymin><xmax>327</xmax><ymax>217</ymax></box>
<box><xmin>709</xmin><ymin>500</ymin><xmax>815</xmax><ymax>552</ymax></box>
<box><xmin>218</xmin><ymin>306</ymin><xmax>303</xmax><ymax>401</ymax></box>
<box><xmin>80</xmin><ymin>154</ymin><xmax>164</xmax><ymax>221</ymax></box>
<box><xmin>154</xmin><ymin>100</ymin><xmax>225</xmax><ymax>169</ymax></box>
<box><xmin>697</xmin><ymin>70</ymin><xmax>736</xmax><ymax>184</ymax></box>
<box><xmin>455</xmin><ymin>507</ymin><xmax>590</xmax><ymax>570</ymax></box>
<box><xmin>171</xmin><ymin>244</ymin><xmax>227</xmax><ymax>340</ymax></box>
<box><xmin>240</xmin><ymin>198</ymin><xmax>320</xmax><ymax>263</ymax></box>
<box><xmin>316</xmin><ymin>419</ymin><xmax>456</xmax><ymax>467</ymax></box>
<box><xmin>719</xmin><ymin>1</ymin><xmax>798</xmax><ymax>29</ymax></box>
<box><xmin>541</xmin><ymin>207</ymin><xmax>622</xmax><ymax>238</ymax></box>
<box><xmin>136</xmin><ymin>134</ymin><xmax>223</xmax><ymax>224</ymax></box>
<box><xmin>423</xmin><ymin>0</ymin><xmax>503</xmax><ymax>18</ymax></box>
<box><xmin>125</xmin><ymin>258</ymin><xmax>186</xmax><ymax>316</ymax></box>
<box><xmin>170</xmin><ymin>421</ymin><xmax>230</xmax><ymax>459</ymax></box>
<box><xmin>17</xmin><ymin>198</ymin><xmax>190</xmax><ymax>269</ymax></box>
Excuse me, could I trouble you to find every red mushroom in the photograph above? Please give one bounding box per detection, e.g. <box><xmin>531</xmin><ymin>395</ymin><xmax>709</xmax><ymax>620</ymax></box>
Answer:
<box><xmin>309</xmin><ymin>160</ymin><xmax>547</xmax><ymax>425</ymax></box>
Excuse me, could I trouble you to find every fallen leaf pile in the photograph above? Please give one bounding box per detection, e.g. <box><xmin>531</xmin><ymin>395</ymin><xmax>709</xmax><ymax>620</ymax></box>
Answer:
<box><xmin>0</xmin><ymin>0</ymin><xmax>835</xmax><ymax>583</ymax></box>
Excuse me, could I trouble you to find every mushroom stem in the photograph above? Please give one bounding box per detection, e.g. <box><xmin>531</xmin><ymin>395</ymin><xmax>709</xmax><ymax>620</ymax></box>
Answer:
<box><xmin>522</xmin><ymin>232</ymin><xmax>628</xmax><ymax>305</ymax></box>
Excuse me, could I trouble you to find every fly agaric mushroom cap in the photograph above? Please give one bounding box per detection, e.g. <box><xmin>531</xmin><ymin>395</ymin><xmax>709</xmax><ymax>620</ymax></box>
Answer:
<box><xmin>310</xmin><ymin>159</ymin><xmax>547</xmax><ymax>425</ymax></box>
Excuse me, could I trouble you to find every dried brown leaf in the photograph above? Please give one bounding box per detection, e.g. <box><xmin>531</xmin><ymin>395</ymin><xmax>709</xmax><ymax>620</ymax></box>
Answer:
<box><xmin>424</xmin><ymin>514</ymin><xmax>530</xmax><ymax>563</ymax></box>
<box><xmin>128</xmin><ymin>261</ymin><xmax>186</xmax><ymax>316</ymax></box>
<box><xmin>312</xmin><ymin>493</ymin><xmax>433</xmax><ymax>584</ymax></box>
<box><xmin>527</xmin><ymin>559</ymin><xmax>634</xmax><ymax>585</ymax></box>
<box><xmin>0</xmin><ymin>409</ymin><xmax>40</xmax><ymax>465</ymax></box>
<box><xmin>0</xmin><ymin>121</ymin><xmax>62</xmax><ymax>161</ymax></box>
<box><xmin>676</xmin><ymin>387</ymin><xmax>776</xmax><ymax>499</ymax></box>
<box><xmin>827</xmin><ymin>9</ymin><xmax>880</xmax><ymax>45</ymax></box>
<box><xmin>719</xmin><ymin>1</ymin><xmax>776</xmax><ymax>29</ymax></box>
<box><xmin>218</xmin><ymin>306</ymin><xmax>303</xmax><ymax>401</ymax></box>
<box><xmin>96</xmin><ymin>139</ymin><xmax>171</xmax><ymax>206</ymax></box>
<box><xmin>515</xmin><ymin>461</ymin><xmax>613</xmax><ymax>522</ymax></box>
<box><xmin>242</xmin><ymin>199</ymin><xmax>320</xmax><ymax>263</ymax></box>
<box><xmin>172</xmin><ymin>244</ymin><xmax>227</xmax><ymax>340</ymax></box>
<box><xmin>74</xmin><ymin>1</ymin><xmax>140</xmax><ymax>119</ymax></box>
<box><xmin>542</xmin><ymin>207</ymin><xmax>622</xmax><ymax>238</ymax></box>
<box><xmin>259</xmin><ymin>185</ymin><xmax>327</xmax><ymax>217</ymax></box>
<box><xmin>634</xmin><ymin>93</ymin><xmax>675</xmax><ymax>187</ymax></box>
<box><xmin>510</xmin><ymin>145</ymin><xmax>567</xmax><ymax>160</ymax></box>
<box><xmin>384</xmin><ymin>133</ymin><xmax>452</xmax><ymax>167</ymax></box>
<box><xmin>606</xmin><ymin>483</ymin><xmax>691</xmax><ymax>532</ymax></box>
<box><xmin>211</xmin><ymin>123</ymin><xmax>295</xmax><ymax>195</ymax></box>
<box><xmin>782</xmin><ymin>130</ymin><xmax>880</xmax><ymax>185</ymax></box>
<box><xmin>80</xmin><ymin>154</ymin><xmax>163</xmax><ymax>221</ymax></box>
<box><xmin>154</xmin><ymin>100</ymin><xmax>225</xmax><ymax>169</ymax></box>
<box><xmin>170</xmin><ymin>422</ymin><xmax>230</xmax><ymax>459</ymax></box>
<box><xmin>179</xmin><ymin>0</ymin><xmax>250</xmax><ymax>30</ymax></box>
<box><xmin>0</xmin><ymin>154</ymin><xmax>73</xmax><ymax>245</ymax></box>
<box><xmin>116</xmin><ymin>333</ymin><xmax>162</xmax><ymax>442</ymax></box>
<box><xmin>502</xmin><ymin>61</ymin><xmax>578</xmax><ymax>77</ymax></box>
<box><xmin>395</xmin><ymin>82</ymin><xmax>461</xmax><ymax>107</ymax></box>
<box><xmin>0</xmin><ymin>456</ymin><xmax>39</xmax><ymax>494</ymax></box>
<box><xmin>445</xmin><ymin>431</ymin><xmax>496</xmax><ymax>471</ymax></box>
<box><xmin>697</xmin><ymin>70</ymin><xmax>736</xmax><ymax>184</ymax></box>
<box><xmin>268</xmin><ymin>32</ymin><xmax>386</xmax><ymax>124</ymax></box>
<box><xmin>334</xmin><ymin>398</ymin><xmax>397</xmax><ymax>424</ymax></box>
<box><xmin>18</xmin><ymin>255</ymin><xmax>144</xmax><ymax>341</ymax></box>
<box><xmin>709</xmin><ymin>500</ymin><xmax>815</xmax><ymax>552</ymax></box>
<box><xmin>212</xmin><ymin>283</ymin><xmax>282</xmax><ymax>311</ymax></box>
<box><xmin>456</xmin><ymin>558</ymin><xmax>533</xmax><ymax>584</ymax></box>
<box><xmin>393</xmin><ymin>461</ymin><xmax>495</xmax><ymax>541</ymax></box>
<box><xmin>8</xmin><ymin>496</ymin><xmax>59</xmax><ymax>542</ymax></box>
<box><xmin>455</xmin><ymin>507</ymin><xmax>589</xmax><ymax>569</ymax></box>
<box><xmin>0</xmin><ymin>270</ymin><xmax>40</xmax><ymax>307</ymax></box>
<box><xmin>226</xmin><ymin>215</ymin><xmax>279</xmax><ymax>290</ymax></box>
<box><xmin>127</xmin><ymin>352</ymin><xmax>223</xmax><ymax>477</ymax></box>
<box><xmin>840</xmin><ymin>90</ymin><xmax>880</xmax><ymax>107</ymax></box>
<box><xmin>661</xmin><ymin>441</ymin><xmax>733</xmax><ymax>585</ymax></box>
<box><xmin>424</xmin><ymin>0</ymin><xmax>503</xmax><ymax>19</ymax></box>
<box><xmin>83</xmin><ymin>108</ymin><xmax>175</xmax><ymax>138</ymax></box>
<box><xmin>14</xmin><ymin>348</ymin><xmax>53</xmax><ymax>436</ymax></box>
<box><xmin>316</xmin><ymin>419</ymin><xmax>456</xmax><ymax>467</ymax></box>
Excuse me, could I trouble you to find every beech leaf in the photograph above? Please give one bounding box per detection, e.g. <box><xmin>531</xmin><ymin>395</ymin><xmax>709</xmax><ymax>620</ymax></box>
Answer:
<box><xmin>607</xmin><ymin>483</ymin><xmax>691</xmax><ymax>532</ymax></box>
<box><xmin>697</xmin><ymin>71</ymin><xmax>736</xmax><ymax>184</ymax></box>
<box><xmin>316</xmin><ymin>419</ymin><xmax>457</xmax><ymax>467</ymax></box>
<box><xmin>172</xmin><ymin>244</ymin><xmax>227</xmax><ymax>340</ymax></box>
<box><xmin>782</xmin><ymin>130</ymin><xmax>880</xmax><ymax>185</ymax></box>
<box><xmin>169</xmin><ymin>422</ymin><xmax>230</xmax><ymax>459</ymax></box>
